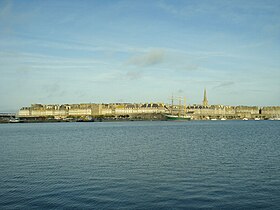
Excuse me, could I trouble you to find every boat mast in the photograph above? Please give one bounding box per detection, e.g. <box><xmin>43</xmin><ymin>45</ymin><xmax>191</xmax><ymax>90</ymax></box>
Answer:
<box><xmin>184</xmin><ymin>97</ymin><xmax>187</xmax><ymax>116</ymax></box>
<box><xmin>178</xmin><ymin>97</ymin><xmax>181</xmax><ymax>117</ymax></box>
<box><xmin>171</xmin><ymin>94</ymin><xmax>174</xmax><ymax>115</ymax></box>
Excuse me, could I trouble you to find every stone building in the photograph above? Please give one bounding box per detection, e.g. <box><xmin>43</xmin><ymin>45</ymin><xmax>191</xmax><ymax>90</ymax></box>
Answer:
<box><xmin>18</xmin><ymin>103</ymin><xmax>168</xmax><ymax>118</ymax></box>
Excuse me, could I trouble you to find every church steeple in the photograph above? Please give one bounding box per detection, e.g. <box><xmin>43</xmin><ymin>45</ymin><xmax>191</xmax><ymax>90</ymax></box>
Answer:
<box><xmin>203</xmin><ymin>88</ymin><xmax>208</xmax><ymax>107</ymax></box>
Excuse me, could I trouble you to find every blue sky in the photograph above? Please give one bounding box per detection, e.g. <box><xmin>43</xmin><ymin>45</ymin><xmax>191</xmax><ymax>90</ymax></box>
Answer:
<box><xmin>0</xmin><ymin>0</ymin><xmax>279</xmax><ymax>111</ymax></box>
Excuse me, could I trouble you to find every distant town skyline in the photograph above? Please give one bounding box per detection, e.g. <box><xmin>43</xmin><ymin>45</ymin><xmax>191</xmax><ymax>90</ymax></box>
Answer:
<box><xmin>0</xmin><ymin>0</ymin><xmax>280</xmax><ymax>112</ymax></box>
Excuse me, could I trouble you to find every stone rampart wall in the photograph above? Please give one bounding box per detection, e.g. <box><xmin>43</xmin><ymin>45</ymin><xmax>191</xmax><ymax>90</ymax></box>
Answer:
<box><xmin>18</xmin><ymin>104</ymin><xmax>280</xmax><ymax>119</ymax></box>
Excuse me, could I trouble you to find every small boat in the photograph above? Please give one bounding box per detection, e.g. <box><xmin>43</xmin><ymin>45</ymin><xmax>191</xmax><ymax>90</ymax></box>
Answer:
<box><xmin>9</xmin><ymin>118</ymin><xmax>21</xmax><ymax>123</ymax></box>
<box><xmin>243</xmin><ymin>118</ymin><xmax>248</xmax><ymax>121</ymax></box>
<box><xmin>211</xmin><ymin>118</ymin><xmax>217</xmax><ymax>121</ymax></box>
<box><xmin>254</xmin><ymin>118</ymin><xmax>261</xmax><ymax>121</ymax></box>
<box><xmin>221</xmin><ymin>118</ymin><xmax>226</xmax><ymax>120</ymax></box>
<box><xmin>269</xmin><ymin>117</ymin><xmax>280</xmax><ymax>121</ymax></box>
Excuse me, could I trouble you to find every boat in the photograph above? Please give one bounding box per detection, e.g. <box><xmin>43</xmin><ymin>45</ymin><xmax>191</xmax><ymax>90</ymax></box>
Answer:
<box><xmin>243</xmin><ymin>118</ymin><xmax>248</xmax><ymax>121</ymax></box>
<box><xmin>254</xmin><ymin>117</ymin><xmax>261</xmax><ymax>120</ymax></box>
<box><xmin>166</xmin><ymin>114</ymin><xmax>192</xmax><ymax>121</ymax></box>
<box><xmin>211</xmin><ymin>118</ymin><xmax>217</xmax><ymax>121</ymax></box>
<box><xmin>269</xmin><ymin>117</ymin><xmax>280</xmax><ymax>121</ymax></box>
<box><xmin>166</xmin><ymin>95</ymin><xmax>192</xmax><ymax>121</ymax></box>
<box><xmin>9</xmin><ymin>118</ymin><xmax>21</xmax><ymax>123</ymax></box>
<box><xmin>220</xmin><ymin>118</ymin><xmax>227</xmax><ymax>120</ymax></box>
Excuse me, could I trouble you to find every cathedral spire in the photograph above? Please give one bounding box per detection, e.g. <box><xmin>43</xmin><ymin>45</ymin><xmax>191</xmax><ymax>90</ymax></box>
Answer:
<box><xmin>203</xmin><ymin>88</ymin><xmax>208</xmax><ymax>107</ymax></box>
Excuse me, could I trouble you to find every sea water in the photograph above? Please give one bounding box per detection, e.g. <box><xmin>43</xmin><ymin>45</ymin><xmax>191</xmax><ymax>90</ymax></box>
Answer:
<box><xmin>0</xmin><ymin>121</ymin><xmax>279</xmax><ymax>209</ymax></box>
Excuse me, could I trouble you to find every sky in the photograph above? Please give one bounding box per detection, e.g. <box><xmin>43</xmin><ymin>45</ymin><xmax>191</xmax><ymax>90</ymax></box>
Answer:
<box><xmin>0</xmin><ymin>0</ymin><xmax>280</xmax><ymax>112</ymax></box>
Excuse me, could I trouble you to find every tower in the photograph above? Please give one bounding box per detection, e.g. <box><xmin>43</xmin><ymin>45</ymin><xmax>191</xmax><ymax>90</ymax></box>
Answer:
<box><xmin>203</xmin><ymin>88</ymin><xmax>208</xmax><ymax>107</ymax></box>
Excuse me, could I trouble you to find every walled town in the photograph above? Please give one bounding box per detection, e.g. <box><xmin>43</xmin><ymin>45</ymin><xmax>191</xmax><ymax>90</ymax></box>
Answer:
<box><xmin>16</xmin><ymin>90</ymin><xmax>280</xmax><ymax>122</ymax></box>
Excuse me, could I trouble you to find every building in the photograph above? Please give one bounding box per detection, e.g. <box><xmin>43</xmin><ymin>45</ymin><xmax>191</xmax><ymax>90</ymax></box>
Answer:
<box><xmin>202</xmin><ymin>88</ymin><xmax>208</xmax><ymax>107</ymax></box>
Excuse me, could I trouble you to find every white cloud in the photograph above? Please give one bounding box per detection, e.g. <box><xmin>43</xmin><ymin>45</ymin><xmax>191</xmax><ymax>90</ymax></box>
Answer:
<box><xmin>214</xmin><ymin>81</ymin><xmax>235</xmax><ymax>89</ymax></box>
<box><xmin>126</xmin><ymin>49</ymin><xmax>165</xmax><ymax>67</ymax></box>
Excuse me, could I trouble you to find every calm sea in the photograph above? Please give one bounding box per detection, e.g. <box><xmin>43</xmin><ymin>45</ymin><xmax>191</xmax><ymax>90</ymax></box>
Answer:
<box><xmin>0</xmin><ymin>121</ymin><xmax>279</xmax><ymax>209</ymax></box>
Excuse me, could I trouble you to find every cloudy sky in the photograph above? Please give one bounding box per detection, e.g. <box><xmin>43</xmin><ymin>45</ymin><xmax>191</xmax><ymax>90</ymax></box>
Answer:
<box><xmin>0</xmin><ymin>0</ymin><xmax>279</xmax><ymax>111</ymax></box>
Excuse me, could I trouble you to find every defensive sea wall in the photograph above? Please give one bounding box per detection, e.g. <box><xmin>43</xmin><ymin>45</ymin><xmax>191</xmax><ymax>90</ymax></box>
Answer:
<box><xmin>18</xmin><ymin>103</ymin><xmax>280</xmax><ymax>120</ymax></box>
